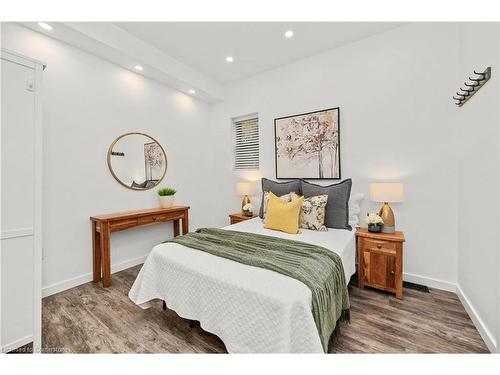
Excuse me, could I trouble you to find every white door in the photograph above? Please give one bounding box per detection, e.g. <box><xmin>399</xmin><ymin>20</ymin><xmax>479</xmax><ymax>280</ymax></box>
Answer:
<box><xmin>0</xmin><ymin>51</ymin><xmax>43</xmax><ymax>352</ymax></box>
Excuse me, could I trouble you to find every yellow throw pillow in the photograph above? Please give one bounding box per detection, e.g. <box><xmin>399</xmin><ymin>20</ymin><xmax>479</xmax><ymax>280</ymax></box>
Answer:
<box><xmin>262</xmin><ymin>191</ymin><xmax>293</xmax><ymax>223</ymax></box>
<box><xmin>264</xmin><ymin>192</ymin><xmax>304</xmax><ymax>234</ymax></box>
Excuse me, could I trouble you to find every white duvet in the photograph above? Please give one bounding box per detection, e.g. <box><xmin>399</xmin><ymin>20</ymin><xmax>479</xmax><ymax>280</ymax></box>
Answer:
<box><xmin>128</xmin><ymin>218</ymin><xmax>356</xmax><ymax>353</ymax></box>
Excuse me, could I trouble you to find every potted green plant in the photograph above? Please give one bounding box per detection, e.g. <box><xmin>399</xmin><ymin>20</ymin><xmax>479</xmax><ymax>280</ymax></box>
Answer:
<box><xmin>366</xmin><ymin>212</ymin><xmax>384</xmax><ymax>233</ymax></box>
<box><xmin>158</xmin><ymin>187</ymin><xmax>177</xmax><ymax>208</ymax></box>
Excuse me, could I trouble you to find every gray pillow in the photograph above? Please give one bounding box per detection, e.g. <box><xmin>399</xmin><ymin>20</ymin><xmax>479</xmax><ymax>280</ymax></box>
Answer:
<box><xmin>300</xmin><ymin>179</ymin><xmax>352</xmax><ymax>230</ymax></box>
<box><xmin>259</xmin><ymin>178</ymin><xmax>302</xmax><ymax>218</ymax></box>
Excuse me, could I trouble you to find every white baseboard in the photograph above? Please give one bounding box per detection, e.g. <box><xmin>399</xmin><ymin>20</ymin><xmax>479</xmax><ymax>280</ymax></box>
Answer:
<box><xmin>1</xmin><ymin>334</ymin><xmax>33</xmax><ymax>353</ymax></box>
<box><xmin>403</xmin><ymin>271</ymin><xmax>457</xmax><ymax>292</ymax></box>
<box><xmin>42</xmin><ymin>254</ymin><xmax>147</xmax><ymax>298</ymax></box>
<box><xmin>456</xmin><ymin>285</ymin><xmax>497</xmax><ymax>353</ymax></box>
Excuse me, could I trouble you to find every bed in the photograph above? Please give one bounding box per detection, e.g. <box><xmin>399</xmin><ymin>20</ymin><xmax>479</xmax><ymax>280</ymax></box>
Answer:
<box><xmin>128</xmin><ymin>217</ymin><xmax>356</xmax><ymax>353</ymax></box>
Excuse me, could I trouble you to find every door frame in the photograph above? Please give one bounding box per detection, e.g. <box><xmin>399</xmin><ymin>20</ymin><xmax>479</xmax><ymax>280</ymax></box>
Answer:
<box><xmin>1</xmin><ymin>49</ymin><xmax>45</xmax><ymax>353</ymax></box>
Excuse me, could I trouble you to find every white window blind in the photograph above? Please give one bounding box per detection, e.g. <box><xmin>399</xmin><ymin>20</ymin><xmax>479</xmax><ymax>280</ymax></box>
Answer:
<box><xmin>234</xmin><ymin>116</ymin><xmax>259</xmax><ymax>170</ymax></box>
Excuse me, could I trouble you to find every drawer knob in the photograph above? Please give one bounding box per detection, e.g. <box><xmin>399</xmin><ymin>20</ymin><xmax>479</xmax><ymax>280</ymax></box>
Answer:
<box><xmin>377</xmin><ymin>244</ymin><xmax>382</xmax><ymax>249</ymax></box>
<box><xmin>152</xmin><ymin>216</ymin><xmax>157</xmax><ymax>221</ymax></box>
<box><xmin>390</xmin><ymin>270</ymin><xmax>395</xmax><ymax>275</ymax></box>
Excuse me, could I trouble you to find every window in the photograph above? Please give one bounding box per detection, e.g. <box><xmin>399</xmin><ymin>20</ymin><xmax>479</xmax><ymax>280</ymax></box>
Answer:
<box><xmin>234</xmin><ymin>115</ymin><xmax>259</xmax><ymax>170</ymax></box>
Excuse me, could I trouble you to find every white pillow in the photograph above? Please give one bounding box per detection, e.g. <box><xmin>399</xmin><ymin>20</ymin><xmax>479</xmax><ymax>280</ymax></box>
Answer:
<box><xmin>348</xmin><ymin>193</ymin><xmax>364</xmax><ymax>228</ymax></box>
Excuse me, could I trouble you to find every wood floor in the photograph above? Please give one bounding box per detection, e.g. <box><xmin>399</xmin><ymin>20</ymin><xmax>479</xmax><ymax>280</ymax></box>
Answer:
<box><xmin>42</xmin><ymin>265</ymin><xmax>489</xmax><ymax>354</ymax></box>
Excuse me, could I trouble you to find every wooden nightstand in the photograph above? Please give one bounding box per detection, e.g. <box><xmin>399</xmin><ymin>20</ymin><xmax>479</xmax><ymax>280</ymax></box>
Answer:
<box><xmin>229</xmin><ymin>212</ymin><xmax>257</xmax><ymax>225</ymax></box>
<box><xmin>356</xmin><ymin>228</ymin><xmax>405</xmax><ymax>299</ymax></box>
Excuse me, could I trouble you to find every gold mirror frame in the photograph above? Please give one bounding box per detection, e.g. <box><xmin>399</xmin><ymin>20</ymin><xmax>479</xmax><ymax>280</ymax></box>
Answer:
<box><xmin>107</xmin><ymin>132</ymin><xmax>168</xmax><ymax>191</ymax></box>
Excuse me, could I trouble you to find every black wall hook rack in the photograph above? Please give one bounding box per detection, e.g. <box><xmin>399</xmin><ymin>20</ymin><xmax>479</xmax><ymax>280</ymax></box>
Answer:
<box><xmin>453</xmin><ymin>67</ymin><xmax>491</xmax><ymax>107</ymax></box>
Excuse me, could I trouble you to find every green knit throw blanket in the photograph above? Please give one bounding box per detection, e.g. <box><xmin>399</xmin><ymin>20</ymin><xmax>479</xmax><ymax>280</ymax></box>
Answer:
<box><xmin>165</xmin><ymin>228</ymin><xmax>350</xmax><ymax>352</ymax></box>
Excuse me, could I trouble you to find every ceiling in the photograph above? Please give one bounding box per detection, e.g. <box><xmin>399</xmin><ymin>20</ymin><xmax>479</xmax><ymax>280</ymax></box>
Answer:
<box><xmin>114</xmin><ymin>22</ymin><xmax>404</xmax><ymax>83</ymax></box>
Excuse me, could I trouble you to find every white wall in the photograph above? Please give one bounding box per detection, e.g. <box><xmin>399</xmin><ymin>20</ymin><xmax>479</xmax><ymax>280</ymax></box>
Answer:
<box><xmin>210</xmin><ymin>23</ymin><xmax>461</xmax><ymax>290</ymax></box>
<box><xmin>456</xmin><ymin>23</ymin><xmax>500</xmax><ymax>353</ymax></box>
<box><xmin>1</xmin><ymin>23</ymin><xmax>218</xmax><ymax>295</ymax></box>
<box><xmin>3</xmin><ymin>22</ymin><xmax>499</xmax><ymax>352</ymax></box>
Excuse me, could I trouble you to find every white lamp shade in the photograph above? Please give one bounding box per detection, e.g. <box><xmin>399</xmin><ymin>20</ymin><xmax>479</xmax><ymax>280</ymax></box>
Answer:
<box><xmin>236</xmin><ymin>181</ymin><xmax>257</xmax><ymax>196</ymax></box>
<box><xmin>370</xmin><ymin>183</ymin><xmax>404</xmax><ymax>203</ymax></box>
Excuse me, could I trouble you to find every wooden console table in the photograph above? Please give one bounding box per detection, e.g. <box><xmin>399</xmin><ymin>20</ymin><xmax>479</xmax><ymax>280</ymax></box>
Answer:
<box><xmin>90</xmin><ymin>206</ymin><xmax>190</xmax><ymax>288</ymax></box>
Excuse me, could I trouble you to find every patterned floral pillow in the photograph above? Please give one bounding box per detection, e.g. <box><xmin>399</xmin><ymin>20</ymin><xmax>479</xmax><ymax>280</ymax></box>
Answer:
<box><xmin>290</xmin><ymin>193</ymin><xmax>329</xmax><ymax>231</ymax></box>
<box><xmin>262</xmin><ymin>191</ymin><xmax>293</xmax><ymax>221</ymax></box>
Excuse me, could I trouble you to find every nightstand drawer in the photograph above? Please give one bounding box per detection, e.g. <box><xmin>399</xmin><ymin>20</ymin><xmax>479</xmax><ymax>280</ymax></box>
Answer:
<box><xmin>360</xmin><ymin>237</ymin><xmax>396</xmax><ymax>253</ymax></box>
<box><xmin>229</xmin><ymin>213</ymin><xmax>257</xmax><ymax>225</ymax></box>
<box><xmin>230</xmin><ymin>217</ymin><xmax>244</xmax><ymax>225</ymax></box>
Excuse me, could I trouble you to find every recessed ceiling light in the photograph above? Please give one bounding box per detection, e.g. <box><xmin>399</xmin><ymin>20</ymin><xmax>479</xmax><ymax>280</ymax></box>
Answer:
<box><xmin>284</xmin><ymin>30</ymin><xmax>294</xmax><ymax>38</ymax></box>
<box><xmin>38</xmin><ymin>22</ymin><xmax>53</xmax><ymax>31</ymax></box>
<box><xmin>134</xmin><ymin>65</ymin><xmax>144</xmax><ymax>71</ymax></box>
<box><xmin>188</xmin><ymin>89</ymin><xmax>196</xmax><ymax>95</ymax></box>
<box><xmin>225</xmin><ymin>56</ymin><xmax>234</xmax><ymax>63</ymax></box>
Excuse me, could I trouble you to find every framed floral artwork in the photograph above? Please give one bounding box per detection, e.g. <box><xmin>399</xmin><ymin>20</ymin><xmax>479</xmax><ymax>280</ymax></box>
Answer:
<box><xmin>274</xmin><ymin>107</ymin><xmax>341</xmax><ymax>179</ymax></box>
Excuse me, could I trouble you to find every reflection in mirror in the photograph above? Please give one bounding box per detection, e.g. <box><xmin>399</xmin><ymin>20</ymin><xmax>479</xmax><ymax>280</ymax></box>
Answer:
<box><xmin>107</xmin><ymin>133</ymin><xmax>167</xmax><ymax>190</ymax></box>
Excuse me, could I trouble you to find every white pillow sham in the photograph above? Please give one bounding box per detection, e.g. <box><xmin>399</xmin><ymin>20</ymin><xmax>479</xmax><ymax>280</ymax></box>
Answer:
<box><xmin>348</xmin><ymin>193</ymin><xmax>364</xmax><ymax>228</ymax></box>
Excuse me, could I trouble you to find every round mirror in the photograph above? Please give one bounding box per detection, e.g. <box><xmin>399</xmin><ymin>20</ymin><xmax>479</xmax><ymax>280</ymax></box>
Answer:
<box><xmin>107</xmin><ymin>132</ymin><xmax>167</xmax><ymax>190</ymax></box>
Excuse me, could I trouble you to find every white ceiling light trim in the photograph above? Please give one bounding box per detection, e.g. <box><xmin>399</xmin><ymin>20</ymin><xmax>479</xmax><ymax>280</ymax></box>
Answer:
<box><xmin>284</xmin><ymin>30</ymin><xmax>294</xmax><ymax>38</ymax></box>
<box><xmin>134</xmin><ymin>65</ymin><xmax>144</xmax><ymax>71</ymax></box>
<box><xmin>225</xmin><ymin>56</ymin><xmax>234</xmax><ymax>63</ymax></box>
<box><xmin>38</xmin><ymin>22</ymin><xmax>53</xmax><ymax>31</ymax></box>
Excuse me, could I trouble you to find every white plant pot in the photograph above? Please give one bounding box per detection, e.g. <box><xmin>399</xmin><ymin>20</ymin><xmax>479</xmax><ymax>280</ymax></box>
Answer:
<box><xmin>159</xmin><ymin>195</ymin><xmax>175</xmax><ymax>208</ymax></box>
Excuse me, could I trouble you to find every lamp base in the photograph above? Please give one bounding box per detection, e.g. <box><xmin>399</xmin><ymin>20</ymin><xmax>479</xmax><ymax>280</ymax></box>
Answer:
<box><xmin>379</xmin><ymin>202</ymin><xmax>396</xmax><ymax>233</ymax></box>
<box><xmin>381</xmin><ymin>225</ymin><xmax>395</xmax><ymax>234</ymax></box>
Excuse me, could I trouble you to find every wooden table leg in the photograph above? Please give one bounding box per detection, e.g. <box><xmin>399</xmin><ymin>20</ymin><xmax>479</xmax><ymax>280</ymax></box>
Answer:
<box><xmin>182</xmin><ymin>210</ymin><xmax>189</xmax><ymax>235</ymax></box>
<box><xmin>92</xmin><ymin>221</ymin><xmax>101</xmax><ymax>283</ymax></box>
<box><xmin>173</xmin><ymin>219</ymin><xmax>180</xmax><ymax>237</ymax></box>
<box><xmin>100</xmin><ymin>222</ymin><xmax>111</xmax><ymax>288</ymax></box>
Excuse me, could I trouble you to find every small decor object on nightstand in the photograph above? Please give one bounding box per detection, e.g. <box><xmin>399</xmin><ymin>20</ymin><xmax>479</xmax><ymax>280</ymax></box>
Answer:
<box><xmin>242</xmin><ymin>203</ymin><xmax>254</xmax><ymax>217</ymax></box>
<box><xmin>370</xmin><ymin>182</ymin><xmax>404</xmax><ymax>233</ymax></box>
<box><xmin>366</xmin><ymin>213</ymin><xmax>384</xmax><ymax>233</ymax></box>
<box><xmin>158</xmin><ymin>187</ymin><xmax>177</xmax><ymax>208</ymax></box>
<box><xmin>237</xmin><ymin>181</ymin><xmax>257</xmax><ymax>216</ymax></box>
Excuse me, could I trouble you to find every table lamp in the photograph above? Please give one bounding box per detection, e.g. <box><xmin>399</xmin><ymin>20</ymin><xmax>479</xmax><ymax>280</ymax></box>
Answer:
<box><xmin>369</xmin><ymin>183</ymin><xmax>404</xmax><ymax>233</ymax></box>
<box><xmin>237</xmin><ymin>181</ymin><xmax>257</xmax><ymax>216</ymax></box>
